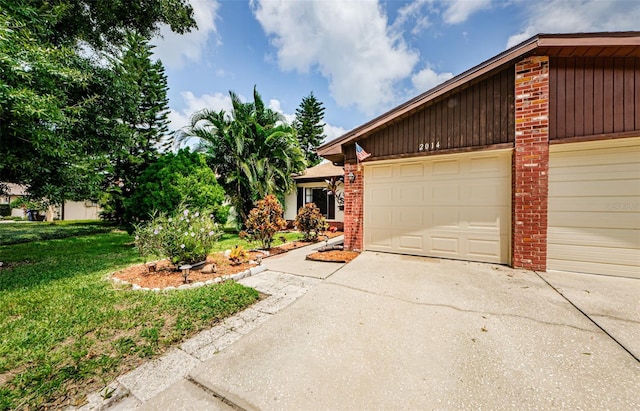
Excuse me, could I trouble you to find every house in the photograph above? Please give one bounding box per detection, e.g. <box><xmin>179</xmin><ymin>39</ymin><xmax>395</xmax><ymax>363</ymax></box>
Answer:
<box><xmin>318</xmin><ymin>32</ymin><xmax>640</xmax><ymax>279</ymax></box>
<box><xmin>1</xmin><ymin>183</ymin><xmax>102</xmax><ymax>221</ymax></box>
<box><xmin>284</xmin><ymin>162</ymin><xmax>345</xmax><ymax>230</ymax></box>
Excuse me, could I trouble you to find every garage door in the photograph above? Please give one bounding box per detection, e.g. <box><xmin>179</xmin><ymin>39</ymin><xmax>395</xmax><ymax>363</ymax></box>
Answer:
<box><xmin>548</xmin><ymin>137</ymin><xmax>640</xmax><ymax>278</ymax></box>
<box><xmin>364</xmin><ymin>151</ymin><xmax>511</xmax><ymax>264</ymax></box>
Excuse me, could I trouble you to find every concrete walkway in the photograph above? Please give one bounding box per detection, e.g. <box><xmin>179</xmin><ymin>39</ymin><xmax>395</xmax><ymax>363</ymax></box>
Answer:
<box><xmin>82</xmin><ymin>242</ymin><xmax>640</xmax><ymax>410</ymax></box>
<box><xmin>77</xmin><ymin>236</ymin><xmax>346</xmax><ymax>410</ymax></box>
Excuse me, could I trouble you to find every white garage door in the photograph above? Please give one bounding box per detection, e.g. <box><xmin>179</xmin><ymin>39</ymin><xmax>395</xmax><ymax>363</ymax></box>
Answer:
<box><xmin>364</xmin><ymin>150</ymin><xmax>511</xmax><ymax>264</ymax></box>
<box><xmin>548</xmin><ymin>137</ymin><xmax>640</xmax><ymax>278</ymax></box>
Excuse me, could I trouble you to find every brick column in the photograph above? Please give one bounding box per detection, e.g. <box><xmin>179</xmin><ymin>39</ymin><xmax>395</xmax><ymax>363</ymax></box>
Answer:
<box><xmin>513</xmin><ymin>56</ymin><xmax>550</xmax><ymax>271</ymax></box>
<box><xmin>343</xmin><ymin>163</ymin><xmax>364</xmax><ymax>251</ymax></box>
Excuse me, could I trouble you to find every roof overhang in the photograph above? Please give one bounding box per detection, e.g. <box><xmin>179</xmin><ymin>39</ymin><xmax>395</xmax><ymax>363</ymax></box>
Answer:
<box><xmin>317</xmin><ymin>31</ymin><xmax>640</xmax><ymax>164</ymax></box>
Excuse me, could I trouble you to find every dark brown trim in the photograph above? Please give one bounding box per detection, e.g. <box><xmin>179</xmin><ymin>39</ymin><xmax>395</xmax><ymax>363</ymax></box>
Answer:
<box><xmin>548</xmin><ymin>130</ymin><xmax>640</xmax><ymax>144</ymax></box>
<box><xmin>355</xmin><ymin>142</ymin><xmax>514</xmax><ymax>163</ymax></box>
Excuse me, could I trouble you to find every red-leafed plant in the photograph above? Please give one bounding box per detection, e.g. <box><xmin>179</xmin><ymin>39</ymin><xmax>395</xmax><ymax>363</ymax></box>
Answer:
<box><xmin>245</xmin><ymin>195</ymin><xmax>287</xmax><ymax>249</ymax></box>
<box><xmin>294</xmin><ymin>203</ymin><xmax>328</xmax><ymax>241</ymax></box>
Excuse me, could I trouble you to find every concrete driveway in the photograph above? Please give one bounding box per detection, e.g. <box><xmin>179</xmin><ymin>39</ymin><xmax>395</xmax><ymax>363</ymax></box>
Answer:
<box><xmin>177</xmin><ymin>252</ymin><xmax>639</xmax><ymax>410</ymax></box>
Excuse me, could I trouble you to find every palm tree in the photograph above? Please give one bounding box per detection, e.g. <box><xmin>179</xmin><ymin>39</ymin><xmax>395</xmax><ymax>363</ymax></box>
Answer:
<box><xmin>180</xmin><ymin>87</ymin><xmax>306</xmax><ymax>225</ymax></box>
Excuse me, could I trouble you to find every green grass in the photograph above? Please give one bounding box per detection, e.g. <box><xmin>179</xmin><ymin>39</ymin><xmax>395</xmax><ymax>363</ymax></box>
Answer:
<box><xmin>0</xmin><ymin>231</ymin><xmax>259</xmax><ymax>410</ymax></box>
<box><xmin>0</xmin><ymin>220</ymin><xmax>114</xmax><ymax>246</ymax></box>
<box><xmin>211</xmin><ymin>231</ymin><xmax>303</xmax><ymax>252</ymax></box>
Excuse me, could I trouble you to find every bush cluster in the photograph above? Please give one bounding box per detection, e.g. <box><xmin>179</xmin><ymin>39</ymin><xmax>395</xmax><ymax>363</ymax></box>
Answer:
<box><xmin>134</xmin><ymin>207</ymin><xmax>221</xmax><ymax>265</ymax></box>
<box><xmin>294</xmin><ymin>203</ymin><xmax>328</xmax><ymax>241</ymax></box>
<box><xmin>245</xmin><ymin>195</ymin><xmax>287</xmax><ymax>249</ymax></box>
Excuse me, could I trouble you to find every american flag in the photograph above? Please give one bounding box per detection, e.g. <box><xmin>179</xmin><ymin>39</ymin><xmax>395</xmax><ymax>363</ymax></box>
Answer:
<box><xmin>355</xmin><ymin>142</ymin><xmax>371</xmax><ymax>162</ymax></box>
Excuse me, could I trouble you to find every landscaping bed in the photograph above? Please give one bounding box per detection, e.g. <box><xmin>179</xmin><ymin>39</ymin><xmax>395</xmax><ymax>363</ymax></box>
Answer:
<box><xmin>306</xmin><ymin>250</ymin><xmax>360</xmax><ymax>263</ymax></box>
<box><xmin>113</xmin><ymin>231</ymin><xmax>345</xmax><ymax>289</ymax></box>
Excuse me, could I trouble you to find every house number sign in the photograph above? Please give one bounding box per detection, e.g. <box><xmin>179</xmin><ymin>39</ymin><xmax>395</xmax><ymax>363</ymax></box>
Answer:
<box><xmin>418</xmin><ymin>141</ymin><xmax>440</xmax><ymax>152</ymax></box>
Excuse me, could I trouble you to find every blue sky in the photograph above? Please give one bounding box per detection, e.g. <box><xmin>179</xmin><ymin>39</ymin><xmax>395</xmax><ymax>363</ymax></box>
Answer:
<box><xmin>151</xmin><ymin>0</ymin><xmax>640</xmax><ymax>142</ymax></box>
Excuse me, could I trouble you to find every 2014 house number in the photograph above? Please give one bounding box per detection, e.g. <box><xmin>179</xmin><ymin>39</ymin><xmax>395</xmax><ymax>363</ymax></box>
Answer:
<box><xmin>418</xmin><ymin>141</ymin><xmax>440</xmax><ymax>151</ymax></box>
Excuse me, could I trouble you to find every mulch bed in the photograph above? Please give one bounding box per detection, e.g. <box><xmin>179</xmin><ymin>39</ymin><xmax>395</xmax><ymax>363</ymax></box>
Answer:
<box><xmin>306</xmin><ymin>250</ymin><xmax>360</xmax><ymax>263</ymax></box>
<box><xmin>112</xmin><ymin>231</ymin><xmax>345</xmax><ymax>289</ymax></box>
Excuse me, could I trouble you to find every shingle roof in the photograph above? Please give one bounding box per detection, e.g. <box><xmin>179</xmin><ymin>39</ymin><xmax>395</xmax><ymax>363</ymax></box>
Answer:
<box><xmin>293</xmin><ymin>162</ymin><xmax>343</xmax><ymax>180</ymax></box>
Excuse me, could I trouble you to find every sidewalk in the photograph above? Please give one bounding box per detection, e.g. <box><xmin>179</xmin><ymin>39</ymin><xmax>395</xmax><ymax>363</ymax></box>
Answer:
<box><xmin>76</xmin><ymin>236</ymin><xmax>345</xmax><ymax>410</ymax></box>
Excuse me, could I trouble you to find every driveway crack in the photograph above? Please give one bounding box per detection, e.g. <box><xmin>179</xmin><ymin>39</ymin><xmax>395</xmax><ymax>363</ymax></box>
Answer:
<box><xmin>325</xmin><ymin>281</ymin><xmax>597</xmax><ymax>334</ymax></box>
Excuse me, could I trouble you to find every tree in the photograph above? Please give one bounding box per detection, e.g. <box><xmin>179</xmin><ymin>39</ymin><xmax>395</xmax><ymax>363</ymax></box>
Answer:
<box><xmin>292</xmin><ymin>92</ymin><xmax>326</xmax><ymax>167</ymax></box>
<box><xmin>181</xmin><ymin>87</ymin><xmax>307</xmax><ymax>225</ymax></box>
<box><xmin>124</xmin><ymin>149</ymin><xmax>229</xmax><ymax>229</ymax></box>
<box><xmin>0</xmin><ymin>2</ymin><xmax>195</xmax><ymax>202</ymax></box>
<box><xmin>100</xmin><ymin>33</ymin><xmax>171</xmax><ymax>224</ymax></box>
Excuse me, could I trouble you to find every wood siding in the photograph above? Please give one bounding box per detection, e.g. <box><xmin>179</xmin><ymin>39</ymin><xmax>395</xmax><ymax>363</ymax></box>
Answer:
<box><xmin>549</xmin><ymin>57</ymin><xmax>640</xmax><ymax>140</ymax></box>
<box><xmin>345</xmin><ymin>66</ymin><xmax>515</xmax><ymax>162</ymax></box>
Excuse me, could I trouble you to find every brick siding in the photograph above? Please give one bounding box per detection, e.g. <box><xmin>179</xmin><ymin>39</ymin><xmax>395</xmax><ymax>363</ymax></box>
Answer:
<box><xmin>512</xmin><ymin>56</ymin><xmax>550</xmax><ymax>271</ymax></box>
<box><xmin>343</xmin><ymin>163</ymin><xmax>364</xmax><ymax>251</ymax></box>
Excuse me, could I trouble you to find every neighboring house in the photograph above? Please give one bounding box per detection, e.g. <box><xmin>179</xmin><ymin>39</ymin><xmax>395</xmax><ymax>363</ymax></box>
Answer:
<box><xmin>1</xmin><ymin>183</ymin><xmax>29</xmax><ymax>218</ymax></box>
<box><xmin>284</xmin><ymin>162</ymin><xmax>345</xmax><ymax>230</ymax></box>
<box><xmin>318</xmin><ymin>32</ymin><xmax>640</xmax><ymax>279</ymax></box>
<box><xmin>1</xmin><ymin>183</ymin><xmax>101</xmax><ymax>221</ymax></box>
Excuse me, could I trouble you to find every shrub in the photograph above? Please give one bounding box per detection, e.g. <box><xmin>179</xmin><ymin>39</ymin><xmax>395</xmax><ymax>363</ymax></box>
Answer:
<box><xmin>122</xmin><ymin>150</ymin><xmax>229</xmax><ymax>230</ymax></box>
<box><xmin>134</xmin><ymin>207</ymin><xmax>221</xmax><ymax>265</ymax></box>
<box><xmin>0</xmin><ymin>204</ymin><xmax>10</xmax><ymax>217</ymax></box>
<box><xmin>245</xmin><ymin>195</ymin><xmax>287</xmax><ymax>249</ymax></box>
<box><xmin>229</xmin><ymin>245</ymin><xmax>249</xmax><ymax>266</ymax></box>
<box><xmin>294</xmin><ymin>203</ymin><xmax>328</xmax><ymax>241</ymax></box>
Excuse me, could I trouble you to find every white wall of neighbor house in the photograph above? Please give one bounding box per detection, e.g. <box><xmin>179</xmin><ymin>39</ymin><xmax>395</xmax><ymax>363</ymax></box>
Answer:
<box><xmin>284</xmin><ymin>182</ymin><xmax>345</xmax><ymax>222</ymax></box>
<box><xmin>63</xmin><ymin>201</ymin><xmax>101</xmax><ymax>220</ymax></box>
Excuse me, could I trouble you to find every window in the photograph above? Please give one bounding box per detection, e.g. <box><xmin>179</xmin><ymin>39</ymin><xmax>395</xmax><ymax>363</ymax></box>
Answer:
<box><xmin>297</xmin><ymin>187</ymin><xmax>335</xmax><ymax>219</ymax></box>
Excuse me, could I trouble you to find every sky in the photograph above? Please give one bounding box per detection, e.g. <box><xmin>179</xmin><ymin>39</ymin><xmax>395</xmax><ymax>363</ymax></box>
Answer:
<box><xmin>151</xmin><ymin>0</ymin><xmax>640</xmax><ymax>143</ymax></box>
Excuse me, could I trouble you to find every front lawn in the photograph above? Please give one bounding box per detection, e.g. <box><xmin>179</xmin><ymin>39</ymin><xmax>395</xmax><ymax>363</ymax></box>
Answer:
<box><xmin>0</xmin><ymin>220</ymin><xmax>113</xmax><ymax>246</ymax></box>
<box><xmin>0</xmin><ymin>231</ymin><xmax>259</xmax><ymax>410</ymax></box>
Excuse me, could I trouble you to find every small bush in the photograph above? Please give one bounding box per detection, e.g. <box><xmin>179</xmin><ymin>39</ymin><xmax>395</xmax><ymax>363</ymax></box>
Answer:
<box><xmin>294</xmin><ymin>203</ymin><xmax>328</xmax><ymax>241</ymax></box>
<box><xmin>134</xmin><ymin>207</ymin><xmax>221</xmax><ymax>265</ymax></box>
<box><xmin>245</xmin><ymin>195</ymin><xmax>287</xmax><ymax>249</ymax></box>
<box><xmin>229</xmin><ymin>245</ymin><xmax>249</xmax><ymax>266</ymax></box>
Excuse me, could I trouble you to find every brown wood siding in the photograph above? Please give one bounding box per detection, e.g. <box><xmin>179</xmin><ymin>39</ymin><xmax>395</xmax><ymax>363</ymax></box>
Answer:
<box><xmin>344</xmin><ymin>65</ymin><xmax>515</xmax><ymax>161</ymax></box>
<box><xmin>550</xmin><ymin>57</ymin><xmax>640</xmax><ymax>140</ymax></box>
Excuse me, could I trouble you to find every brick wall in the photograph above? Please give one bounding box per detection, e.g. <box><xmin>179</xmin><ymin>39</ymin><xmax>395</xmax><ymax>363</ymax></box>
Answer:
<box><xmin>513</xmin><ymin>56</ymin><xmax>550</xmax><ymax>271</ymax></box>
<box><xmin>343</xmin><ymin>163</ymin><xmax>364</xmax><ymax>251</ymax></box>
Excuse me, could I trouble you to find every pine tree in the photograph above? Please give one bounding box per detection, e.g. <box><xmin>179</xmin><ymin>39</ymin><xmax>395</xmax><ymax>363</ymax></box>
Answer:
<box><xmin>293</xmin><ymin>92</ymin><xmax>326</xmax><ymax>167</ymax></box>
<box><xmin>101</xmin><ymin>33</ymin><xmax>171</xmax><ymax>224</ymax></box>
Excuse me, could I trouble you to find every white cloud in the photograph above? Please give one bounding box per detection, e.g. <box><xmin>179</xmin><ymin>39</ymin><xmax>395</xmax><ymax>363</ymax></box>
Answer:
<box><xmin>252</xmin><ymin>0</ymin><xmax>419</xmax><ymax>115</ymax></box>
<box><xmin>442</xmin><ymin>0</ymin><xmax>492</xmax><ymax>24</ymax></box>
<box><xmin>507</xmin><ymin>0</ymin><xmax>640</xmax><ymax>48</ymax></box>
<box><xmin>393</xmin><ymin>0</ymin><xmax>433</xmax><ymax>35</ymax></box>
<box><xmin>268</xmin><ymin>99</ymin><xmax>296</xmax><ymax>125</ymax></box>
<box><xmin>411</xmin><ymin>65</ymin><xmax>454</xmax><ymax>92</ymax></box>
<box><xmin>152</xmin><ymin>0</ymin><xmax>220</xmax><ymax>69</ymax></box>
<box><xmin>323</xmin><ymin>124</ymin><xmax>347</xmax><ymax>143</ymax></box>
<box><xmin>169</xmin><ymin>91</ymin><xmax>233</xmax><ymax>132</ymax></box>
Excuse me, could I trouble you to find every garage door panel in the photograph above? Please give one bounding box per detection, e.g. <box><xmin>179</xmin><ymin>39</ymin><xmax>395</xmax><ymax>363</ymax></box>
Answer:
<box><xmin>399</xmin><ymin>163</ymin><xmax>424</xmax><ymax>178</ymax></box>
<box><xmin>364</xmin><ymin>151</ymin><xmax>511</xmax><ymax>264</ymax></box>
<box><xmin>548</xmin><ymin>210</ymin><xmax>639</xmax><ymax>229</ymax></box>
<box><xmin>370</xmin><ymin>165</ymin><xmax>393</xmax><ymax>180</ymax></box>
<box><xmin>549</xmin><ymin>227</ymin><xmax>640</xmax><ymax>248</ymax></box>
<box><xmin>466</xmin><ymin>207</ymin><xmax>508</xmax><ymax>229</ymax></box>
<box><xmin>549</xmin><ymin>196</ymin><xmax>639</xmax><ymax>213</ymax></box>
<box><xmin>432</xmin><ymin>159</ymin><xmax>460</xmax><ymax>176</ymax></box>
<box><xmin>549</xmin><ymin>244</ymin><xmax>640</xmax><ymax>266</ymax></box>
<box><xmin>548</xmin><ymin>259</ymin><xmax>640</xmax><ymax>278</ymax></box>
<box><xmin>397</xmin><ymin>184</ymin><xmax>424</xmax><ymax>204</ymax></box>
<box><xmin>549</xmin><ymin>179</ymin><xmax>639</xmax><ymax>197</ymax></box>
<box><xmin>548</xmin><ymin>137</ymin><xmax>640</xmax><ymax>278</ymax></box>
<box><xmin>398</xmin><ymin>235</ymin><xmax>423</xmax><ymax>251</ymax></box>
<box><xmin>396</xmin><ymin>207</ymin><xmax>425</xmax><ymax>227</ymax></box>
<box><xmin>368</xmin><ymin>228</ymin><xmax>393</xmax><ymax>248</ymax></box>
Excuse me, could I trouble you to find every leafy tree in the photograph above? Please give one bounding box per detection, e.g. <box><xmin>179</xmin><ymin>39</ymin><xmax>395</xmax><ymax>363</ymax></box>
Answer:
<box><xmin>100</xmin><ymin>33</ymin><xmax>171</xmax><ymax>224</ymax></box>
<box><xmin>293</xmin><ymin>92</ymin><xmax>326</xmax><ymax>167</ymax></box>
<box><xmin>124</xmin><ymin>150</ymin><xmax>229</xmax><ymax>229</ymax></box>
<box><xmin>245</xmin><ymin>195</ymin><xmax>287</xmax><ymax>249</ymax></box>
<box><xmin>0</xmin><ymin>1</ymin><xmax>195</xmax><ymax>202</ymax></box>
<box><xmin>181</xmin><ymin>87</ymin><xmax>307</xmax><ymax>225</ymax></box>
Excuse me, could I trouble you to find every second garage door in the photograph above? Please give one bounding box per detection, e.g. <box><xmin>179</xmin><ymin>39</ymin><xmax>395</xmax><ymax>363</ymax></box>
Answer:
<box><xmin>548</xmin><ymin>137</ymin><xmax>640</xmax><ymax>278</ymax></box>
<box><xmin>364</xmin><ymin>150</ymin><xmax>511</xmax><ymax>264</ymax></box>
